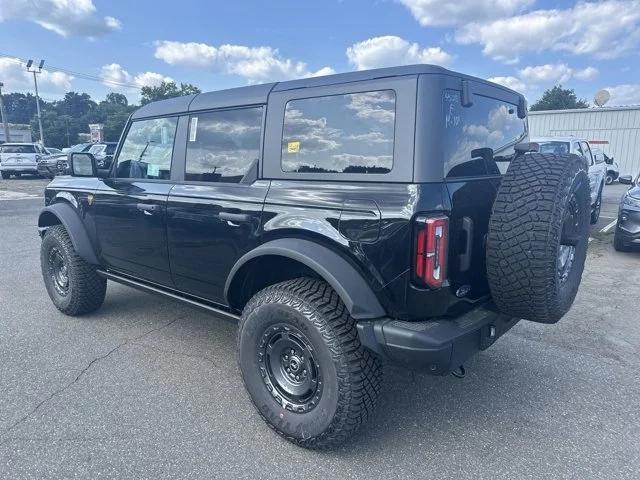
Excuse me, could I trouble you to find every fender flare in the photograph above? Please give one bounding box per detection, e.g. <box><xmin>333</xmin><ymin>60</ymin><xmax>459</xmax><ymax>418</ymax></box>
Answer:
<box><xmin>38</xmin><ymin>202</ymin><xmax>99</xmax><ymax>265</ymax></box>
<box><xmin>224</xmin><ymin>238</ymin><xmax>387</xmax><ymax>320</ymax></box>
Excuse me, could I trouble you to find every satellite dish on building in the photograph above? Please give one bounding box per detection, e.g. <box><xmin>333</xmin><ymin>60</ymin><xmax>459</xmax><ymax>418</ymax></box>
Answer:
<box><xmin>594</xmin><ymin>89</ymin><xmax>610</xmax><ymax>107</ymax></box>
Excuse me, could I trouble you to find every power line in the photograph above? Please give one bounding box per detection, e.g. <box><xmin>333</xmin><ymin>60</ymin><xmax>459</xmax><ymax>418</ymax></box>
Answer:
<box><xmin>0</xmin><ymin>53</ymin><xmax>142</xmax><ymax>89</ymax></box>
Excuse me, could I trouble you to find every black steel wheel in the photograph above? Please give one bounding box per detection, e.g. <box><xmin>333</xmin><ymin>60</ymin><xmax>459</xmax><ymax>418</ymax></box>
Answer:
<box><xmin>238</xmin><ymin>277</ymin><xmax>381</xmax><ymax>449</ymax></box>
<box><xmin>40</xmin><ymin>224</ymin><xmax>107</xmax><ymax>316</ymax></box>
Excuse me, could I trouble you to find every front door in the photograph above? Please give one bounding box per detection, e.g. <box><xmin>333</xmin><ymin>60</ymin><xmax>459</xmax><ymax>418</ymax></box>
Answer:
<box><xmin>166</xmin><ymin>106</ymin><xmax>267</xmax><ymax>303</ymax></box>
<box><xmin>93</xmin><ymin>116</ymin><xmax>179</xmax><ymax>286</ymax></box>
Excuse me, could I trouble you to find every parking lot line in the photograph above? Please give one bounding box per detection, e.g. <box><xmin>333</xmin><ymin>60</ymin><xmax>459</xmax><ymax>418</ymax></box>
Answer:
<box><xmin>601</xmin><ymin>219</ymin><xmax>618</xmax><ymax>233</ymax></box>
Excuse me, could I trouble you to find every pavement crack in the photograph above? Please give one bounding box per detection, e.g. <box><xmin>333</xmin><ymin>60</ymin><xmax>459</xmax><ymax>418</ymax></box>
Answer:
<box><xmin>130</xmin><ymin>342</ymin><xmax>219</xmax><ymax>367</ymax></box>
<box><xmin>0</xmin><ymin>316</ymin><xmax>183</xmax><ymax>445</ymax></box>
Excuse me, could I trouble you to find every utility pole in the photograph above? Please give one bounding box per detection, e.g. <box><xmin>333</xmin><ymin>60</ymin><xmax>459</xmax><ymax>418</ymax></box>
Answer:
<box><xmin>0</xmin><ymin>81</ymin><xmax>10</xmax><ymax>143</ymax></box>
<box><xmin>26</xmin><ymin>59</ymin><xmax>45</xmax><ymax>146</ymax></box>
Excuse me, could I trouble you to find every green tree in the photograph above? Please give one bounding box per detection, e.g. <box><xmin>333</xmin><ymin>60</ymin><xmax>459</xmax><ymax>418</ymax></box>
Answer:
<box><xmin>1</xmin><ymin>92</ymin><xmax>42</xmax><ymax>124</ymax></box>
<box><xmin>30</xmin><ymin>111</ymin><xmax>83</xmax><ymax>148</ymax></box>
<box><xmin>140</xmin><ymin>81</ymin><xmax>201</xmax><ymax>105</ymax></box>
<box><xmin>530</xmin><ymin>85</ymin><xmax>589</xmax><ymax>111</ymax></box>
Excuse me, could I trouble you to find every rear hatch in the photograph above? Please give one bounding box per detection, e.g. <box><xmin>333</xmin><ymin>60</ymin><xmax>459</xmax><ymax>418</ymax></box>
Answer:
<box><xmin>440</xmin><ymin>85</ymin><xmax>527</xmax><ymax>300</ymax></box>
<box><xmin>0</xmin><ymin>144</ymin><xmax>38</xmax><ymax>166</ymax></box>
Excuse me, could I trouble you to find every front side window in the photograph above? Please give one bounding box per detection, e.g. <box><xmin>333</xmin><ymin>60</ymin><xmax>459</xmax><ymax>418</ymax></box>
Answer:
<box><xmin>281</xmin><ymin>91</ymin><xmax>395</xmax><ymax>174</ymax></box>
<box><xmin>115</xmin><ymin>117</ymin><xmax>178</xmax><ymax>180</ymax></box>
<box><xmin>443</xmin><ymin>90</ymin><xmax>527</xmax><ymax>178</ymax></box>
<box><xmin>581</xmin><ymin>142</ymin><xmax>594</xmax><ymax>165</ymax></box>
<box><xmin>185</xmin><ymin>107</ymin><xmax>263</xmax><ymax>183</ymax></box>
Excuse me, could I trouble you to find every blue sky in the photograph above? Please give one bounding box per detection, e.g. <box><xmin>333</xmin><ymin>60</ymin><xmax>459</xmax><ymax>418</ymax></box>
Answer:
<box><xmin>0</xmin><ymin>0</ymin><xmax>638</xmax><ymax>105</ymax></box>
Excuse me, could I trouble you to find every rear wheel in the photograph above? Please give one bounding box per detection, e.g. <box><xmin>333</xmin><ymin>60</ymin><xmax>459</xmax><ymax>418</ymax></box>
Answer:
<box><xmin>1</xmin><ymin>171</ymin><xmax>11</xmax><ymax>179</ymax></box>
<box><xmin>487</xmin><ymin>152</ymin><xmax>590</xmax><ymax>324</ymax></box>
<box><xmin>40</xmin><ymin>225</ymin><xmax>107</xmax><ymax>315</ymax></box>
<box><xmin>238</xmin><ymin>277</ymin><xmax>381</xmax><ymax>449</ymax></box>
<box><xmin>606</xmin><ymin>174</ymin><xmax>614</xmax><ymax>185</ymax></box>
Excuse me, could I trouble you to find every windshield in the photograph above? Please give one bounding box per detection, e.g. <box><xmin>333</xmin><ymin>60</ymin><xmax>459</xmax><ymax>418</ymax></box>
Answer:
<box><xmin>538</xmin><ymin>141</ymin><xmax>570</xmax><ymax>155</ymax></box>
<box><xmin>0</xmin><ymin>145</ymin><xmax>36</xmax><ymax>154</ymax></box>
<box><xmin>68</xmin><ymin>144</ymin><xmax>89</xmax><ymax>153</ymax></box>
<box><xmin>89</xmin><ymin>145</ymin><xmax>105</xmax><ymax>155</ymax></box>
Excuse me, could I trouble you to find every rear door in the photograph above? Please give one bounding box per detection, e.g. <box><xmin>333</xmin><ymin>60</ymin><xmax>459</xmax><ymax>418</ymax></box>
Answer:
<box><xmin>93</xmin><ymin>116</ymin><xmax>179</xmax><ymax>286</ymax></box>
<box><xmin>166</xmin><ymin>106</ymin><xmax>268</xmax><ymax>304</ymax></box>
<box><xmin>439</xmin><ymin>83</ymin><xmax>527</xmax><ymax>299</ymax></box>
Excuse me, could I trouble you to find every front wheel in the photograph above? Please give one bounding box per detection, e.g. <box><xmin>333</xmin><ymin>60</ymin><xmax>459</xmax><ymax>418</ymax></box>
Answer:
<box><xmin>606</xmin><ymin>174</ymin><xmax>614</xmax><ymax>185</ymax></box>
<box><xmin>40</xmin><ymin>225</ymin><xmax>107</xmax><ymax>315</ymax></box>
<box><xmin>238</xmin><ymin>278</ymin><xmax>382</xmax><ymax>449</ymax></box>
<box><xmin>614</xmin><ymin>229</ymin><xmax>630</xmax><ymax>252</ymax></box>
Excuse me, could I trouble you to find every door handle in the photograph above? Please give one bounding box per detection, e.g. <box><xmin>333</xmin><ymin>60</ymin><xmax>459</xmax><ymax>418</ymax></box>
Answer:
<box><xmin>219</xmin><ymin>212</ymin><xmax>251</xmax><ymax>225</ymax></box>
<box><xmin>137</xmin><ymin>203</ymin><xmax>160</xmax><ymax>215</ymax></box>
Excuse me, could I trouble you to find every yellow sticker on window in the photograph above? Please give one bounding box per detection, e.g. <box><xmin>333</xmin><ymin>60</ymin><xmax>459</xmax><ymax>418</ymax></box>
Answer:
<box><xmin>287</xmin><ymin>141</ymin><xmax>300</xmax><ymax>153</ymax></box>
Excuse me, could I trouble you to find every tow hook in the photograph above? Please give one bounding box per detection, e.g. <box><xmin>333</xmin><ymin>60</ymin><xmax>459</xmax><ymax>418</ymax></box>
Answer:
<box><xmin>451</xmin><ymin>365</ymin><xmax>466</xmax><ymax>379</ymax></box>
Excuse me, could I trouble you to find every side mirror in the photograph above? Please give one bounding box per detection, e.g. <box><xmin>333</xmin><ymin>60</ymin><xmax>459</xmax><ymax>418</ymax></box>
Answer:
<box><xmin>619</xmin><ymin>175</ymin><xmax>634</xmax><ymax>185</ymax></box>
<box><xmin>605</xmin><ymin>156</ymin><xmax>614</xmax><ymax>165</ymax></box>
<box><xmin>69</xmin><ymin>152</ymin><xmax>97</xmax><ymax>177</ymax></box>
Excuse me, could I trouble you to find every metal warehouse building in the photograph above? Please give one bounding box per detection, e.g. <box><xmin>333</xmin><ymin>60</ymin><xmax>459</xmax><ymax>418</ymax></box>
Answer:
<box><xmin>528</xmin><ymin>106</ymin><xmax>640</xmax><ymax>176</ymax></box>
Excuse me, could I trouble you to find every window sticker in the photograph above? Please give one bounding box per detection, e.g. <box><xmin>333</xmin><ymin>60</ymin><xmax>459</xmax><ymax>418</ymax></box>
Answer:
<box><xmin>189</xmin><ymin>117</ymin><xmax>198</xmax><ymax>142</ymax></box>
<box><xmin>287</xmin><ymin>141</ymin><xmax>300</xmax><ymax>153</ymax></box>
<box><xmin>147</xmin><ymin>164</ymin><xmax>160</xmax><ymax>177</ymax></box>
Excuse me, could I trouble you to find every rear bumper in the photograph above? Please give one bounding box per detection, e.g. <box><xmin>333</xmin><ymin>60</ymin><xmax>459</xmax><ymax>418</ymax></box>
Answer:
<box><xmin>1</xmin><ymin>164</ymin><xmax>38</xmax><ymax>173</ymax></box>
<box><xmin>357</xmin><ymin>303</ymin><xmax>518</xmax><ymax>374</ymax></box>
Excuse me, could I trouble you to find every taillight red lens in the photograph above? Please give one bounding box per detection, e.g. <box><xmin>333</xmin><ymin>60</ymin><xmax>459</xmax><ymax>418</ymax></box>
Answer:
<box><xmin>415</xmin><ymin>216</ymin><xmax>448</xmax><ymax>288</ymax></box>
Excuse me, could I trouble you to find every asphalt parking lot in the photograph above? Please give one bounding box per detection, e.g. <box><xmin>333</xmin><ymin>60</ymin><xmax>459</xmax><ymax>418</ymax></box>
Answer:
<box><xmin>1</xmin><ymin>177</ymin><xmax>639</xmax><ymax>479</ymax></box>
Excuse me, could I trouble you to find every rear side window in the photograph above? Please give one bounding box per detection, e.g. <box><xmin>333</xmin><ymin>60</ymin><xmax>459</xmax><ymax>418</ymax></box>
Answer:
<box><xmin>443</xmin><ymin>90</ymin><xmax>526</xmax><ymax>178</ymax></box>
<box><xmin>1</xmin><ymin>145</ymin><xmax>36</xmax><ymax>154</ymax></box>
<box><xmin>115</xmin><ymin>117</ymin><xmax>178</xmax><ymax>180</ymax></box>
<box><xmin>186</xmin><ymin>107</ymin><xmax>263</xmax><ymax>183</ymax></box>
<box><xmin>281</xmin><ymin>91</ymin><xmax>395</xmax><ymax>174</ymax></box>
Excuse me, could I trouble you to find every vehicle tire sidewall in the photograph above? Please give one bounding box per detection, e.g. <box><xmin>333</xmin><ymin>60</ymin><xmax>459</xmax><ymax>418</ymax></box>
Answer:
<box><xmin>40</xmin><ymin>231</ymin><xmax>74</xmax><ymax>311</ymax></box>
<box><xmin>591</xmin><ymin>187</ymin><xmax>602</xmax><ymax>224</ymax></box>
<box><xmin>555</xmin><ymin>172</ymin><xmax>590</xmax><ymax>313</ymax></box>
<box><xmin>606</xmin><ymin>174</ymin><xmax>613</xmax><ymax>185</ymax></box>
<box><xmin>239</xmin><ymin>302</ymin><xmax>340</xmax><ymax>441</ymax></box>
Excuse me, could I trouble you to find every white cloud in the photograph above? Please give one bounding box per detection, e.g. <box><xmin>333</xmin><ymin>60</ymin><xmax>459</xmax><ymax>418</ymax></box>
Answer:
<box><xmin>518</xmin><ymin>63</ymin><xmax>599</xmax><ymax>84</ymax></box>
<box><xmin>154</xmin><ymin>41</ymin><xmax>334</xmax><ymax>83</ymax></box>
<box><xmin>346</xmin><ymin>35</ymin><xmax>453</xmax><ymax>70</ymax></box>
<box><xmin>0</xmin><ymin>57</ymin><xmax>73</xmax><ymax>96</ymax></box>
<box><xmin>0</xmin><ymin>0</ymin><xmax>121</xmax><ymax>37</ymax></box>
<box><xmin>606</xmin><ymin>84</ymin><xmax>640</xmax><ymax>106</ymax></box>
<box><xmin>487</xmin><ymin>76</ymin><xmax>527</xmax><ymax>92</ymax></box>
<box><xmin>399</xmin><ymin>0</ymin><xmax>533</xmax><ymax>26</ymax></box>
<box><xmin>456</xmin><ymin>0</ymin><xmax>640</xmax><ymax>63</ymax></box>
<box><xmin>100</xmin><ymin>64</ymin><xmax>173</xmax><ymax>89</ymax></box>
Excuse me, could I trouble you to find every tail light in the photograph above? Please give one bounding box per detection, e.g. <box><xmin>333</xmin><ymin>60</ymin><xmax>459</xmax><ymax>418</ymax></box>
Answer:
<box><xmin>414</xmin><ymin>216</ymin><xmax>448</xmax><ymax>288</ymax></box>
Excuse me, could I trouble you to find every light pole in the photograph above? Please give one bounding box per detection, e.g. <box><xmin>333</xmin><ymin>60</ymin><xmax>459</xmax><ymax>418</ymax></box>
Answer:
<box><xmin>0</xmin><ymin>81</ymin><xmax>10</xmax><ymax>143</ymax></box>
<box><xmin>26</xmin><ymin>59</ymin><xmax>45</xmax><ymax>146</ymax></box>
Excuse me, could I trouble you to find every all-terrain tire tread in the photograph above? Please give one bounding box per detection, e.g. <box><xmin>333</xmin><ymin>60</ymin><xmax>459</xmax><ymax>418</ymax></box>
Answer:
<box><xmin>486</xmin><ymin>152</ymin><xmax>590</xmax><ymax>323</ymax></box>
<box><xmin>239</xmin><ymin>277</ymin><xmax>382</xmax><ymax>449</ymax></box>
<box><xmin>41</xmin><ymin>224</ymin><xmax>106</xmax><ymax>315</ymax></box>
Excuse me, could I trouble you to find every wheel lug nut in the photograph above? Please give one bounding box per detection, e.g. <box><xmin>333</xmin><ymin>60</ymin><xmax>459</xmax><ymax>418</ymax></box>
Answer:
<box><xmin>284</xmin><ymin>355</ymin><xmax>288</xmax><ymax>360</ymax></box>
<box><xmin>295</xmin><ymin>375</ymin><xmax>300</xmax><ymax>380</ymax></box>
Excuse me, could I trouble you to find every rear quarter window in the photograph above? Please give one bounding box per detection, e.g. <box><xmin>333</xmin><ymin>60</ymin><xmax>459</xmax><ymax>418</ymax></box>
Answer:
<box><xmin>281</xmin><ymin>90</ymin><xmax>395</xmax><ymax>174</ymax></box>
<box><xmin>443</xmin><ymin>90</ymin><xmax>526</xmax><ymax>178</ymax></box>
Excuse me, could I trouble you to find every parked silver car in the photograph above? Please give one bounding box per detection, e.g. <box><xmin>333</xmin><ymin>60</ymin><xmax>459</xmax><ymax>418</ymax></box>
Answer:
<box><xmin>532</xmin><ymin>136</ymin><xmax>607</xmax><ymax>224</ymax></box>
<box><xmin>0</xmin><ymin>143</ymin><xmax>48</xmax><ymax>179</ymax></box>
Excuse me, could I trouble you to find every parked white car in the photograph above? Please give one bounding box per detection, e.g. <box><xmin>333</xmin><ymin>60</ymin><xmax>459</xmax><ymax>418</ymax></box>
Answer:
<box><xmin>0</xmin><ymin>143</ymin><xmax>48</xmax><ymax>179</ymax></box>
<box><xmin>532</xmin><ymin>137</ymin><xmax>607</xmax><ymax>224</ymax></box>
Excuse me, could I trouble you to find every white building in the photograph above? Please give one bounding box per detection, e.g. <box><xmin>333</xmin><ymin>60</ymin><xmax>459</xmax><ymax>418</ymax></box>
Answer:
<box><xmin>528</xmin><ymin>106</ymin><xmax>640</xmax><ymax>176</ymax></box>
<box><xmin>0</xmin><ymin>124</ymin><xmax>33</xmax><ymax>143</ymax></box>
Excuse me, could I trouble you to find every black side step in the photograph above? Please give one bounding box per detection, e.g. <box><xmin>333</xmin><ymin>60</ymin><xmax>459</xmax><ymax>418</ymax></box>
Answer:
<box><xmin>96</xmin><ymin>269</ymin><xmax>240</xmax><ymax>321</ymax></box>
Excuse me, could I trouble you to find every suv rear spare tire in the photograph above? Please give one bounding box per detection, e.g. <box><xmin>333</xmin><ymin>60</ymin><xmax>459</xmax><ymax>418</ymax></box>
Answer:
<box><xmin>238</xmin><ymin>277</ymin><xmax>382</xmax><ymax>449</ymax></box>
<box><xmin>487</xmin><ymin>152</ymin><xmax>590</xmax><ymax>324</ymax></box>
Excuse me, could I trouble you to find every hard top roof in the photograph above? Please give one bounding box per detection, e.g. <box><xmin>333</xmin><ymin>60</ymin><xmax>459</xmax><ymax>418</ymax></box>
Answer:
<box><xmin>131</xmin><ymin>64</ymin><xmax>522</xmax><ymax>120</ymax></box>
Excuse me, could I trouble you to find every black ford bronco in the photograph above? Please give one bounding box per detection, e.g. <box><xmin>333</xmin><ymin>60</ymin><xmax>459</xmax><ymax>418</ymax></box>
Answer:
<box><xmin>38</xmin><ymin>65</ymin><xmax>591</xmax><ymax>449</ymax></box>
